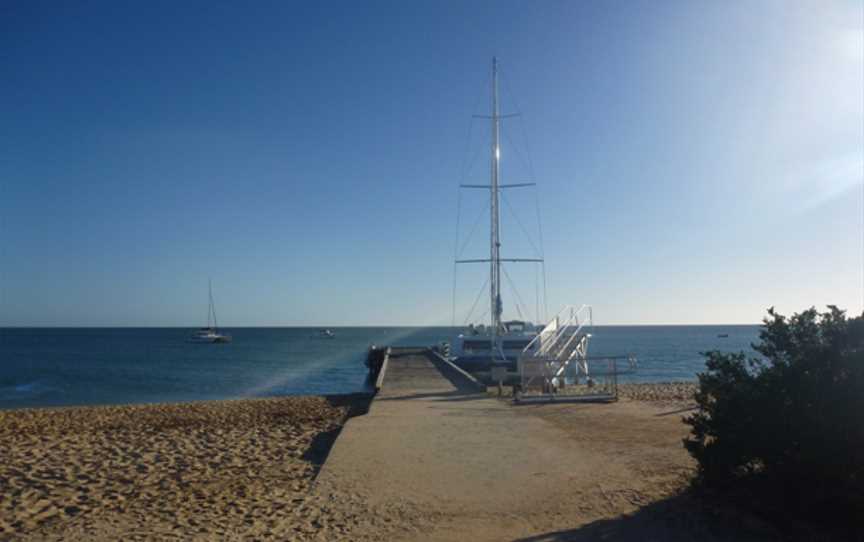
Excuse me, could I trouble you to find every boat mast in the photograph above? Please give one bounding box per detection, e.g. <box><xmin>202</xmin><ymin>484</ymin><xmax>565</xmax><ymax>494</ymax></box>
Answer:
<box><xmin>208</xmin><ymin>278</ymin><xmax>218</xmax><ymax>331</ymax></box>
<box><xmin>490</xmin><ymin>57</ymin><xmax>502</xmax><ymax>350</ymax></box>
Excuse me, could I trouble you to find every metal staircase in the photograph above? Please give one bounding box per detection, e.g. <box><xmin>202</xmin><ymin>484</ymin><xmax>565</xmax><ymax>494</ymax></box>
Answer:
<box><xmin>518</xmin><ymin>305</ymin><xmax>593</xmax><ymax>392</ymax></box>
<box><xmin>516</xmin><ymin>305</ymin><xmax>637</xmax><ymax>403</ymax></box>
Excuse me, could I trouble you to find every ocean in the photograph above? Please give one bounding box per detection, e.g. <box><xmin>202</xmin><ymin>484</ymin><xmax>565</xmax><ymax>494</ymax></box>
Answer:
<box><xmin>0</xmin><ymin>325</ymin><xmax>760</xmax><ymax>409</ymax></box>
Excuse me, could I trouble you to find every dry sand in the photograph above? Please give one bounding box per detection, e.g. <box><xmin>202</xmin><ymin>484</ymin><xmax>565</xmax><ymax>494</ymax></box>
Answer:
<box><xmin>617</xmin><ymin>381</ymin><xmax>699</xmax><ymax>407</ymax></box>
<box><xmin>0</xmin><ymin>383</ymin><xmax>776</xmax><ymax>541</ymax></box>
<box><xmin>0</xmin><ymin>395</ymin><xmax>383</xmax><ymax>540</ymax></box>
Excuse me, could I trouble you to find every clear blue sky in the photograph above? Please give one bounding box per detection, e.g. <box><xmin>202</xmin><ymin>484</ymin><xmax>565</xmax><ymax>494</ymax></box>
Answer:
<box><xmin>1</xmin><ymin>1</ymin><xmax>862</xmax><ymax>326</ymax></box>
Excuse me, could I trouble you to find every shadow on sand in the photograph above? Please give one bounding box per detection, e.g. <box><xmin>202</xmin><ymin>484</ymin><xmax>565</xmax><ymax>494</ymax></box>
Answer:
<box><xmin>512</xmin><ymin>491</ymin><xmax>782</xmax><ymax>542</ymax></box>
<box><xmin>303</xmin><ymin>394</ymin><xmax>373</xmax><ymax>471</ymax></box>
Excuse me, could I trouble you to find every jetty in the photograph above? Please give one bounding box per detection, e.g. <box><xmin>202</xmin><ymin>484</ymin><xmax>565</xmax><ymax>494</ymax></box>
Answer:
<box><xmin>314</xmin><ymin>347</ymin><xmax>695</xmax><ymax>541</ymax></box>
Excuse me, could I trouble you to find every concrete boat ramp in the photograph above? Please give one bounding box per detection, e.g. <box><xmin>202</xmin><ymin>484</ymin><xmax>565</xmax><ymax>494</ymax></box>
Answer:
<box><xmin>313</xmin><ymin>347</ymin><xmax>687</xmax><ymax>541</ymax></box>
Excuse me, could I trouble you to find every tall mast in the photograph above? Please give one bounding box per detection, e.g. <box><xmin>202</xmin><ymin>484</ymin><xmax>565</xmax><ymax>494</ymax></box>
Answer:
<box><xmin>208</xmin><ymin>277</ymin><xmax>218</xmax><ymax>331</ymax></box>
<box><xmin>490</xmin><ymin>57</ymin><xmax>502</xmax><ymax>349</ymax></box>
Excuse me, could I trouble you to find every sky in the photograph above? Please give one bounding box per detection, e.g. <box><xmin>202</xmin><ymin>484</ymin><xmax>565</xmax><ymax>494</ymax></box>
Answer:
<box><xmin>1</xmin><ymin>0</ymin><xmax>862</xmax><ymax>326</ymax></box>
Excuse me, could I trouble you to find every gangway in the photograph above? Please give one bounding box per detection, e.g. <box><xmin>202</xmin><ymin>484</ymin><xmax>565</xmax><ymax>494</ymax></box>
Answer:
<box><xmin>516</xmin><ymin>305</ymin><xmax>637</xmax><ymax>403</ymax></box>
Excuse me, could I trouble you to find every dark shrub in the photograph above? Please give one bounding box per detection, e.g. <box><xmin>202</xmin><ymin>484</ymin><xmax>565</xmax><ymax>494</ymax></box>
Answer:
<box><xmin>684</xmin><ymin>306</ymin><xmax>864</xmax><ymax>522</ymax></box>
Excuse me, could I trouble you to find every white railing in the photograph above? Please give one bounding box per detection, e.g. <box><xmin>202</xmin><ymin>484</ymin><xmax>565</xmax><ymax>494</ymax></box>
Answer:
<box><xmin>518</xmin><ymin>305</ymin><xmax>594</xmax><ymax>393</ymax></box>
<box><xmin>515</xmin><ymin>306</ymin><xmax>640</xmax><ymax>402</ymax></box>
<box><xmin>522</xmin><ymin>304</ymin><xmax>592</xmax><ymax>359</ymax></box>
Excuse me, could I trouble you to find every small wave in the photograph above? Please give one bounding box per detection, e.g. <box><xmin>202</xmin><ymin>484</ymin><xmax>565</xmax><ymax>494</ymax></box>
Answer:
<box><xmin>0</xmin><ymin>380</ymin><xmax>54</xmax><ymax>401</ymax></box>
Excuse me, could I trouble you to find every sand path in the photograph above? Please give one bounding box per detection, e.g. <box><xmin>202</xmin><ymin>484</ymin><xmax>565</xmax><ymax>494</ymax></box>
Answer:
<box><xmin>314</xmin><ymin>351</ymin><xmax>750</xmax><ymax>541</ymax></box>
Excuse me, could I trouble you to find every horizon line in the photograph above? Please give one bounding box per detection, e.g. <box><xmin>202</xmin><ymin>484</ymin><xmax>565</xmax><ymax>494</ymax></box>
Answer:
<box><xmin>0</xmin><ymin>323</ymin><xmax>764</xmax><ymax>328</ymax></box>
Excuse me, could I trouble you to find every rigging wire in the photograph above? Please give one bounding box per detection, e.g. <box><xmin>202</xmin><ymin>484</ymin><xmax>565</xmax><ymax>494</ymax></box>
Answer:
<box><xmin>500</xmin><ymin>60</ymin><xmax>548</xmax><ymax>321</ymax></box>
<box><xmin>460</xmin><ymin>70</ymin><xmax>493</xmax><ymax>180</ymax></box>
<box><xmin>457</xmin><ymin>194</ymin><xmax>490</xmax><ymax>259</ymax></box>
<box><xmin>502</xmin><ymin>265</ymin><xmax>531</xmax><ymax>322</ymax></box>
<box><xmin>453</xmin><ymin>69</ymin><xmax>494</xmax><ymax>327</ymax></box>
<box><xmin>474</xmin><ymin>307</ymin><xmax>490</xmax><ymax>327</ymax></box>
<box><xmin>463</xmin><ymin>274</ymin><xmax>491</xmax><ymax>326</ymax></box>
<box><xmin>500</xmin><ymin>62</ymin><xmax>538</xmax><ymax>181</ymax></box>
<box><xmin>463</xmin><ymin>123</ymin><xmax>490</xmax><ymax>182</ymax></box>
<box><xmin>501</xmin><ymin>124</ymin><xmax>534</xmax><ymax>177</ymax></box>
<box><xmin>535</xmin><ymin>263</ymin><xmax>540</xmax><ymax>323</ymax></box>
<box><xmin>500</xmin><ymin>189</ymin><xmax>542</xmax><ymax>259</ymax></box>
<box><xmin>452</xmin><ymin>190</ymin><xmax>461</xmax><ymax>326</ymax></box>
<box><xmin>541</xmin><ymin>261</ymin><xmax>549</xmax><ymax>322</ymax></box>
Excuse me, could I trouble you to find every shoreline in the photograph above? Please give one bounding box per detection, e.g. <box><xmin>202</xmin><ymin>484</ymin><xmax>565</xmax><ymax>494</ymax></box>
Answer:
<box><xmin>0</xmin><ymin>380</ymin><xmax>697</xmax><ymax>412</ymax></box>
<box><xmin>0</xmin><ymin>391</ymin><xmax>375</xmax><ymax>413</ymax></box>
<box><xmin>0</xmin><ymin>380</ymin><xmax>698</xmax><ymax>413</ymax></box>
<box><xmin>618</xmin><ymin>381</ymin><xmax>699</xmax><ymax>406</ymax></box>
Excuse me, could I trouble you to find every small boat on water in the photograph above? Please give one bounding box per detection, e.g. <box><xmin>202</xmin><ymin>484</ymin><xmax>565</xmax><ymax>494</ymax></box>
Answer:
<box><xmin>717</xmin><ymin>333</ymin><xmax>729</xmax><ymax>338</ymax></box>
<box><xmin>189</xmin><ymin>327</ymin><xmax>231</xmax><ymax>343</ymax></box>
<box><xmin>315</xmin><ymin>329</ymin><xmax>335</xmax><ymax>339</ymax></box>
<box><xmin>189</xmin><ymin>279</ymin><xmax>231</xmax><ymax>344</ymax></box>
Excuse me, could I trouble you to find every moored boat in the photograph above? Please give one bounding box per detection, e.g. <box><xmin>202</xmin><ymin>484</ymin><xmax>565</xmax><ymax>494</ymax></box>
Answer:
<box><xmin>189</xmin><ymin>279</ymin><xmax>231</xmax><ymax>344</ymax></box>
<box><xmin>315</xmin><ymin>329</ymin><xmax>335</xmax><ymax>339</ymax></box>
<box><xmin>448</xmin><ymin>58</ymin><xmax>546</xmax><ymax>372</ymax></box>
<box><xmin>189</xmin><ymin>327</ymin><xmax>231</xmax><ymax>343</ymax></box>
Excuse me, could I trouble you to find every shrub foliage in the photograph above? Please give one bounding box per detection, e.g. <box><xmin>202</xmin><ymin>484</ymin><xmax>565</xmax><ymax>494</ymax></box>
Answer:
<box><xmin>684</xmin><ymin>306</ymin><xmax>864</xmax><ymax>518</ymax></box>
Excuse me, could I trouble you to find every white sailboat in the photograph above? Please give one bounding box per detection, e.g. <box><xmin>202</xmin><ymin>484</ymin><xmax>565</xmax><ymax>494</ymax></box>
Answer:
<box><xmin>189</xmin><ymin>279</ymin><xmax>231</xmax><ymax>344</ymax></box>
<box><xmin>448</xmin><ymin>58</ymin><xmax>544</xmax><ymax>370</ymax></box>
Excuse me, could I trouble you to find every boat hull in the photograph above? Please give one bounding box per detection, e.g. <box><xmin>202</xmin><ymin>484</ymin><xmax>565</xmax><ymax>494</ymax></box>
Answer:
<box><xmin>448</xmin><ymin>328</ymin><xmax>537</xmax><ymax>373</ymax></box>
<box><xmin>188</xmin><ymin>334</ymin><xmax>232</xmax><ymax>344</ymax></box>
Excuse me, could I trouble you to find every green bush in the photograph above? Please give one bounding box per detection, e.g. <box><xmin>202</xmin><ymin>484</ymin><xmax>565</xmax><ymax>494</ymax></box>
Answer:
<box><xmin>684</xmin><ymin>306</ymin><xmax>864</xmax><ymax>521</ymax></box>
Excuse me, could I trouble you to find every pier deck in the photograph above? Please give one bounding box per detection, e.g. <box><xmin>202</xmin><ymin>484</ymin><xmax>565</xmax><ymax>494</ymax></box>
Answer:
<box><xmin>375</xmin><ymin>347</ymin><xmax>481</xmax><ymax>396</ymax></box>
<box><xmin>314</xmin><ymin>349</ymin><xmax>702</xmax><ymax>541</ymax></box>
<box><xmin>314</xmin><ymin>349</ymin><xmax>600</xmax><ymax>540</ymax></box>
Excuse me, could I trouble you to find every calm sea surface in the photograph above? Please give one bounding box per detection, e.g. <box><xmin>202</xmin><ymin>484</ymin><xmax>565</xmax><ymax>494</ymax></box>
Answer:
<box><xmin>0</xmin><ymin>326</ymin><xmax>760</xmax><ymax>409</ymax></box>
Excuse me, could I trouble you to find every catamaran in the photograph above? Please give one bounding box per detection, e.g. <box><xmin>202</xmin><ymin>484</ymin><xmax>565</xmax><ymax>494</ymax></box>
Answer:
<box><xmin>446</xmin><ymin>59</ymin><xmax>637</xmax><ymax>398</ymax></box>
<box><xmin>448</xmin><ymin>58</ymin><xmax>545</xmax><ymax>370</ymax></box>
<box><xmin>189</xmin><ymin>279</ymin><xmax>231</xmax><ymax>344</ymax></box>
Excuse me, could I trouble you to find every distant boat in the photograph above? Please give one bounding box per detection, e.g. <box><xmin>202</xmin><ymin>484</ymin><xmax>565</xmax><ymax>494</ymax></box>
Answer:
<box><xmin>189</xmin><ymin>279</ymin><xmax>231</xmax><ymax>344</ymax></box>
<box><xmin>717</xmin><ymin>333</ymin><xmax>729</xmax><ymax>338</ymax></box>
<box><xmin>315</xmin><ymin>329</ymin><xmax>335</xmax><ymax>339</ymax></box>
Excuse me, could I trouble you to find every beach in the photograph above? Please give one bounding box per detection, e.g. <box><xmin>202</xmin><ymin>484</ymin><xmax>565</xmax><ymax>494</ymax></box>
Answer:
<box><xmin>1</xmin><ymin>382</ymin><xmax>774</xmax><ymax>540</ymax></box>
<box><xmin>0</xmin><ymin>395</ymin><xmax>384</xmax><ymax>540</ymax></box>
<box><xmin>617</xmin><ymin>381</ymin><xmax>699</xmax><ymax>406</ymax></box>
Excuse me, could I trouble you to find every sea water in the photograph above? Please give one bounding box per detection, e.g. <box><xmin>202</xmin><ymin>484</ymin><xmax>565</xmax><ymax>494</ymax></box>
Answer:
<box><xmin>0</xmin><ymin>325</ymin><xmax>759</xmax><ymax>409</ymax></box>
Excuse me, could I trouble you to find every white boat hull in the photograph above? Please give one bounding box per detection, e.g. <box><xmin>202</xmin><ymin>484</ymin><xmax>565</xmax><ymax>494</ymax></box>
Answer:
<box><xmin>188</xmin><ymin>331</ymin><xmax>231</xmax><ymax>344</ymax></box>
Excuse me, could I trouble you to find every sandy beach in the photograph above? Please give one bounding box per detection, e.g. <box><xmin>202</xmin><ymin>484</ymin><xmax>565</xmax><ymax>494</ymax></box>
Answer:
<box><xmin>1</xmin><ymin>382</ymin><xmax>775</xmax><ymax>540</ymax></box>
<box><xmin>617</xmin><ymin>381</ymin><xmax>699</xmax><ymax>406</ymax></box>
<box><xmin>0</xmin><ymin>395</ymin><xmax>377</xmax><ymax>540</ymax></box>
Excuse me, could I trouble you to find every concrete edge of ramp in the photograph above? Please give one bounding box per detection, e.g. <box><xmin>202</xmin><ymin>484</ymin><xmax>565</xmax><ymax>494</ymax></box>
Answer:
<box><xmin>373</xmin><ymin>347</ymin><xmax>391</xmax><ymax>392</ymax></box>
<box><xmin>426</xmin><ymin>350</ymin><xmax>485</xmax><ymax>392</ymax></box>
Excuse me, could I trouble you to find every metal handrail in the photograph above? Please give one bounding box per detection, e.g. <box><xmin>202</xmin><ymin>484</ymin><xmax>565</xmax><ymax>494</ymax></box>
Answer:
<box><xmin>523</xmin><ymin>304</ymin><xmax>592</xmax><ymax>357</ymax></box>
<box><xmin>544</xmin><ymin>306</ymin><xmax>590</xmax><ymax>356</ymax></box>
